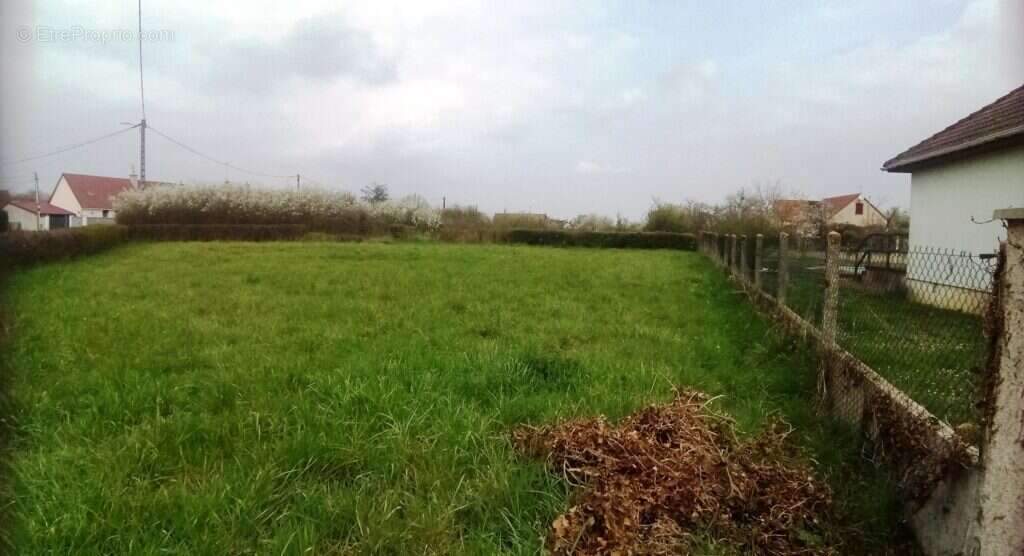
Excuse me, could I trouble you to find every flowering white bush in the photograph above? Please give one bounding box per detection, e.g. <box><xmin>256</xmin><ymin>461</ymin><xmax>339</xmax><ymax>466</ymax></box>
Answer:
<box><xmin>114</xmin><ymin>184</ymin><xmax>440</xmax><ymax>233</ymax></box>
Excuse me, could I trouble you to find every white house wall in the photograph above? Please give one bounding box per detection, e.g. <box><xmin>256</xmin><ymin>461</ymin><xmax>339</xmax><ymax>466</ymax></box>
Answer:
<box><xmin>831</xmin><ymin>197</ymin><xmax>886</xmax><ymax>227</ymax></box>
<box><xmin>3</xmin><ymin>204</ymin><xmax>46</xmax><ymax>231</ymax></box>
<box><xmin>909</xmin><ymin>145</ymin><xmax>1024</xmax><ymax>256</ymax></box>
<box><xmin>49</xmin><ymin>177</ymin><xmax>82</xmax><ymax>215</ymax></box>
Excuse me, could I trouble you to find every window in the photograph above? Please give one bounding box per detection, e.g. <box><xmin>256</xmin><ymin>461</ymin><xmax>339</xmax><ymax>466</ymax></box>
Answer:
<box><xmin>855</xmin><ymin>202</ymin><xmax>864</xmax><ymax>215</ymax></box>
<box><xmin>102</xmin><ymin>210</ymin><xmax>110</xmax><ymax>218</ymax></box>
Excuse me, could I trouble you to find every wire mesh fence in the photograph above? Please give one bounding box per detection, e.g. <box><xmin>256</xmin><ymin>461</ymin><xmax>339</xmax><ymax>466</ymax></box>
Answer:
<box><xmin>834</xmin><ymin>246</ymin><xmax>997</xmax><ymax>426</ymax></box>
<box><xmin>699</xmin><ymin>231</ymin><xmax>996</xmax><ymax>429</ymax></box>
<box><xmin>784</xmin><ymin>238</ymin><xmax>828</xmax><ymax>327</ymax></box>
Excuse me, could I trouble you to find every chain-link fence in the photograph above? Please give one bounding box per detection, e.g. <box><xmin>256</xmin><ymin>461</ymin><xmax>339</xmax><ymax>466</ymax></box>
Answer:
<box><xmin>835</xmin><ymin>246</ymin><xmax>996</xmax><ymax>426</ymax></box>
<box><xmin>699</xmin><ymin>231</ymin><xmax>995</xmax><ymax>429</ymax></box>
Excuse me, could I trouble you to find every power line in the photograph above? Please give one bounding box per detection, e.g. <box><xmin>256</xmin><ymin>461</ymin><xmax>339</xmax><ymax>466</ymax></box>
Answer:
<box><xmin>0</xmin><ymin>125</ymin><xmax>140</xmax><ymax>167</ymax></box>
<box><xmin>147</xmin><ymin>125</ymin><xmax>295</xmax><ymax>179</ymax></box>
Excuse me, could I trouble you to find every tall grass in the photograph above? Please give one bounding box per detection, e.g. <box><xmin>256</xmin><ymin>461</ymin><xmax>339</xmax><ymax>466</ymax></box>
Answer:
<box><xmin>1</xmin><ymin>242</ymin><xmax>901</xmax><ymax>554</ymax></box>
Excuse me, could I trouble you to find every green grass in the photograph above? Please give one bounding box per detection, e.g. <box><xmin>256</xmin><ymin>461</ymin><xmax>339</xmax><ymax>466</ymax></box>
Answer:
<box><xmin>765</xmin><ymin>254</ymin><xmax>985</xmax><ymax>426</ymax></box>
<box><xmin>835</xmin><ymin>284</ymin><xmax>986</xmax><ymax>427</ymax></box>
<box><xmin>1</xmin><ymin>242</ymin><xmax>900</xmax><ymax>554</ymax></box>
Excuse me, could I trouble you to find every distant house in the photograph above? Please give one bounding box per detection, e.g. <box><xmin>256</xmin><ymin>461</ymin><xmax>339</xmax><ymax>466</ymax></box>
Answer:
<box><xmin>883</xmin><ymin>83</ymin><xmax>1024</xmax><ymax>257</ymax></box>
<box><xmin>822</xmin><ymin>194</ymin><xmax>886</xmax><ymax>228</ymax></box>
<box><xmin>882</xmin><ymin>83</ymin><xmax>1024</xmax><ymax>310</ymax></box>
<box><xmin>2</xmin><ymin>197</ymin><xmax>74</xmax><ymax>231</ymax></box>
<box><xmin>49</xmin><ymin>173</ymin><xmax>138</xmax><ymax>226</ymax></box>
<box><xmin>774</xmin><ymin>193</ymin><xmax>885</xmax><ymax>235</ymax></box>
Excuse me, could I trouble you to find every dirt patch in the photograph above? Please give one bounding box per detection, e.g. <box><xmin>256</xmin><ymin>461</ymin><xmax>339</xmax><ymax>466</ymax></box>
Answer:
<box><xmin>514</xmin><ymin>389</ymin><xmax>839</xmax><ymax>555</ymax></box>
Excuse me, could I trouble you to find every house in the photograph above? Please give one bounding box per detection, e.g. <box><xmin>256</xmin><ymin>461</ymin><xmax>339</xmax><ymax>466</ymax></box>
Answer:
<box><xmin>882</xmin><ymin>83</ymin><xmax>1024</xmax><ymax>310</ymax></box>
<box><xmin>822</xmin><ymin>194</ymin><xmax>886</xmax><ymax>228</ymax></box>
<box><xmin>883</xmin><ymin>83</ymin><xmax>1023</xmax><ymax>256</ymax></box>
<box><xmin>2</xmin><ymin>197</ymin><xmax>75</xmax><ymax>231</ymax></box>
<box><xmin>48</xmin><ymin>172</ymin><xmax>138</xmax><ymax>226</ymax></box>
<box><xmin>773</xmin><ymin>193</ymin><xmax>885</xmax><ymax>235</ymax></box>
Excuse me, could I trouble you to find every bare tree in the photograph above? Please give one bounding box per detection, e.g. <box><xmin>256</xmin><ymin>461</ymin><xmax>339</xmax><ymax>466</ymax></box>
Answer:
<box><xmin>361</xmin><ymin>182</ymin><xmax>390</xmax><ymax>204</ymax></box>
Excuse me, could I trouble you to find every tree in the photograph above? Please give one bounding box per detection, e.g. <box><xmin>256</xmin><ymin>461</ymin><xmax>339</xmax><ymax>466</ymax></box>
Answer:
<box><xmin>361</xmin><ymin>182</ymin><xmax>390</xmax><ymax>204</ymax></box>
<box><xmin>884</xmin><ymin>206</ymin><xmax>909</xmax><ymax>231</ymax></box>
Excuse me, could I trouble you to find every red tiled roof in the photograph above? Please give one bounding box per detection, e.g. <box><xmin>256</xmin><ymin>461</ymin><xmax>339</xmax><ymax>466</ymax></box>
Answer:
<box><xmin>883</xmin><ymin>83</ymin><xmax>1024</xmax><ymax>172</ymax></box>
<box><xmin>58</xmin><ymin>173</ymin><xmax>135</xmax><ymax>210</ymax></box>
<box><xmin>6</xmin><ymin>198</ymin><xmax>75</xmax><ymax>215</ymax></box>
<box><xmin>822</xmin><ymin>193</ymin><xmax>861</xmax><ymax>214</ymax></box>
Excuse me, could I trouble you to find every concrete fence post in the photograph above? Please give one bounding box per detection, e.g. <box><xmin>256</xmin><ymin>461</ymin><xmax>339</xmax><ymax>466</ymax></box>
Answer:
<box><xmin>754</xmin><ymin>234</ymin><xmax>763</xmax><ymax>290</ymax></box>
<box><xmin>778</xmin><ymin>232</ymin><xmax>789</xmax><ymax>305</ymax></box>
<box><xmin>978</xmin><ymin>208</ymin><xmax>1024</xmax><ymax>556</ymax></box>
<box><xmin>740</xmin><ymin>235</ymin><xmax>748</xmax><ymax>282</ymax></box>
<box><xmin>729</xmin><ymin>234</ymin><xmax>738</xmax><ymax>276</ymax></box>
<box><xmin>821</xmin><ymin>231</ymin><xmax>841</xmax><ymax>346</ymax></box>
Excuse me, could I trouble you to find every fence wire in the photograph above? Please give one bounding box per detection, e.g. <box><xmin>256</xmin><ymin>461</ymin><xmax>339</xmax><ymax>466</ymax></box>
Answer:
<box><xmin>784</xmin><ymin>242</ymin><xmax>828</xmax><ymax>327</ymax></box>
<box><xmin>700</xmin><ymin>232</ymin><xmax>995</xmax><ymax>429</ymax></box>
<box><xmin>834</xmin><ymin>246</ymin><xmax>996</xmax><ymax>426</ymax></box>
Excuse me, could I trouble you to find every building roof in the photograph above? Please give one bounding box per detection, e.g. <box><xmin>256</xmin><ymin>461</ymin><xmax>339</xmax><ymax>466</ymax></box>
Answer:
<box><xmin>822</xmin><ymin>193</ymin><xmax>861</xmax><ymax>213</ymax></box>
<box><xmin>883</xmin><ymin>83</ymin><xmax>1024</xmax><ymax>172</ymax></box>
<box><xmin>57</xmin><ymin>173</ymin><xmax>135</xmax><ymax>210</ymax></box>
<box><xmin>773</xmin><ymin>199</ymin><xmax>813</xmax><ymax>220</ymax></box>
<box><xmin>6</xmin><ymin>198</ymin><xmax>75</xmax><ymax>215</ymax></box>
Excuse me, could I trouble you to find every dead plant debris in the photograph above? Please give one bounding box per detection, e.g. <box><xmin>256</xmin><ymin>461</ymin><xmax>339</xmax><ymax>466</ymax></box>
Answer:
<box><xmin>514</xmin><ymin>389</ymin><xmax>839</xmax><ymax>555</ymax></box>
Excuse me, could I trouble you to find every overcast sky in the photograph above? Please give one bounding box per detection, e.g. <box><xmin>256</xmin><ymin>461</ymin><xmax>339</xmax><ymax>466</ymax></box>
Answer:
<box><xmin>1</xmin><ymin>1</ymin><xmax>1021</xmax><ymax>219</ymax></box>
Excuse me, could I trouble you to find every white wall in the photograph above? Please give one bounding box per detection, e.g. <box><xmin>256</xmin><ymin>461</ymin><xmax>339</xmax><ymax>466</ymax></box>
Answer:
<box><xmin>3</xmin><ymin>204</ymin><xmax>47</xmax><ymax>231</ymax></box>
<box><xmin>910</xmin><ymin>145</ymin><xmax>1024</xmax><ymax>255</ymax></box>
<box><xmin>831</xmin><ymin>196</ymin><xmax>886</xmax><ymax>227</ymax></box>
<box><xmin>49</xmin><ymin>176</ymin><xmax>82</xmax><ymax>216</ymax></box>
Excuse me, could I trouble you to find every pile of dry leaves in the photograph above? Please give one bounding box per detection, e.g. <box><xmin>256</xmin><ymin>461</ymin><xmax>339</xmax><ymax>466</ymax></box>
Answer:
<box><xmin>513</xmin><ymin>389</ymin><xmax>837</xmax><ymax>555</ymax></box>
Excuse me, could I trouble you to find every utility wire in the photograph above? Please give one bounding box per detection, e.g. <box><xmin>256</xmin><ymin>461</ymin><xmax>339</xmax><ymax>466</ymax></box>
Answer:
<box><xmin>147</xmin><ymin>125</ymin><xmax>295</xmax><ymax>179</ymax></box>
<box><xmin>0</xmin><ymin>125</ymin><xmax>140</xmax><ymax>167</ymax></box>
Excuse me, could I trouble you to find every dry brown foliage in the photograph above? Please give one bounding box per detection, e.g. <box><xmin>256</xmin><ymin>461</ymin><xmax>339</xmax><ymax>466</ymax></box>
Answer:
<box><xmin>514</xmin><ymin>390</ymin><xmax>838</xmax><ymax>555</ymax></box>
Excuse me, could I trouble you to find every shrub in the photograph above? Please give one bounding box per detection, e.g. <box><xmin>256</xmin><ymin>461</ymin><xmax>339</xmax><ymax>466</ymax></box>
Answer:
<box><xmin>0</xmin><ymin>226</ymin><xmax>131</xmax><ymax>271</ymax></box>
<box><xmin>115</xmin><ymin>185</ymin><xmax>440</xmax><ymax>234</ymax></box>
<box><xmin>569</xmin><ymin>214</ymin><xmax>616</xmax><ymax>232</ymax></box>
<box><xmin>437</xmin><ymin>205</ymin><xmax>493</xmax><ymax>242</ymax></box>
<box><xmin>127</xmin><ymin>224</ymin><xmax>308</xmax><ymax>242</ymax></box>
<box><xmin>505</xmin><ymin>229</ymin><xmax>695</xmax><ymax>250</ymax></box>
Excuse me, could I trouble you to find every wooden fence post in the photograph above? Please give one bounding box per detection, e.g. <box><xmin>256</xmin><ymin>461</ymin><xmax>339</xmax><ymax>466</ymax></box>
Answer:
<box><xmin>740</xmin><ymin>235</ymin><xmax>748</xmax><ymax>282</ymax></box>
<box><xmin>978</xmin><ymin>208</ymin><xmax>1024</xmax><ymax>555</ymax></box>
<box><xmin>821</xmin><ymin>231</ymin><xmax>841</xmax><ymax>346</ymax></box>
<box><xmin>778</xmin><ymin>232</ymin><xmax>789</xmax><ymax>305</ymax></box>
<box><xmin>754</xmin><ymin>234</ymin><xmax>763</xmax><ymax>290</ymax></box>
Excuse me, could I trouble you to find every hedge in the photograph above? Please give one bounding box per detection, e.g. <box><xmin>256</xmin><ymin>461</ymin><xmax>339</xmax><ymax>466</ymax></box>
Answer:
<box><xmin>0</xmin><ymin>224</ymin><xmax>321</xmax><ymax>273</ymax></box>
<box><xmin>505</xmin><ymin>229</ymin><xmax>696</xmax><ymax>250</ymax></box>
<box><xmin>1</xmin><ymin>225</ymin><xmax>132</xmax><ymax>270</ymax></box>
<box><xmin>127</xmin><ymin>224</ymin><xmax>309</xmax><ymax>242</ymax></box>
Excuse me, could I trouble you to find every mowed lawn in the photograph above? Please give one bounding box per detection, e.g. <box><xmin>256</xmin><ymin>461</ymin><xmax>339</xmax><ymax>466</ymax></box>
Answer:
<box><xmin>1</xmin><ymin>242</ymin><xmax>897</xmax><ymax>554</ymax></box>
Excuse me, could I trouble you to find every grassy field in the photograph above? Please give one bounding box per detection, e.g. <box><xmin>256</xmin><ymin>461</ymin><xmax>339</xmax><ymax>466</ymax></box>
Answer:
<box><xmin>1</xmin><ymin>241</ymin><xmax>899</xmax><ymax>554</ymax></box>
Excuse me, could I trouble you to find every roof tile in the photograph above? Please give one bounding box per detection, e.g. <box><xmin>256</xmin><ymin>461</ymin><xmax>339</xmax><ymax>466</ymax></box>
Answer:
<box><xmin>883</xmin><ymin>83</ymin><xmax>1024</xmax><ymax>171</ymax></box>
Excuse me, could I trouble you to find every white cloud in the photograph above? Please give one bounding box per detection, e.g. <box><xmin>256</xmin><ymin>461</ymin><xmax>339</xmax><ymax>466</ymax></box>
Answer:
<box><xmin>1</xmin><ymin>0</ymin><xmax>1021</xmax><ymax>219</ymax></box>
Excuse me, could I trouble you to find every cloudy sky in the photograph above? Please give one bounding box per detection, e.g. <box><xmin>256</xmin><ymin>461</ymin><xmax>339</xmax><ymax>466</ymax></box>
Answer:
<box><xmin>1</xmin><ymin>0</ymin><xmax>1021</xmax><ymax>219</ymax></box>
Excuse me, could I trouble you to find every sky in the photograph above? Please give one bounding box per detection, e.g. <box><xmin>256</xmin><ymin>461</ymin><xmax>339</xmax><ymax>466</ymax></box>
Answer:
<box><xmin>1</xmin><ymin>0</ymin><xmax>1021</xmax><ymax>219</ymax></box>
